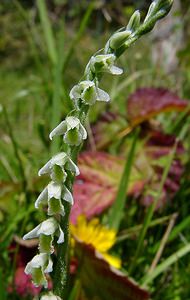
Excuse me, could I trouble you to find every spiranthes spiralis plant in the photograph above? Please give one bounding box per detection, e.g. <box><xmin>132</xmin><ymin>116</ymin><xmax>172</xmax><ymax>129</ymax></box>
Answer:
<box><xmin>23</xmin><ymin>0</ymin><xmax>173</xmax><ymax>299</ymax></box>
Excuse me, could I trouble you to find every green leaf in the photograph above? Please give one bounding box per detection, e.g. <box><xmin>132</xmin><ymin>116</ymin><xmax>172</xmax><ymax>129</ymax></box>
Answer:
<box><xmin>108</xmin><ymin>128</ymin><xmax>139</xmax><ymax>230</ymax></box>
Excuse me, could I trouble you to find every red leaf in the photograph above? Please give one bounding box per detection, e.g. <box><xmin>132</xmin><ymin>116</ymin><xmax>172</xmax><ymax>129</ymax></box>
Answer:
<box><xmin>14</xmin><ymin>266</ymin><xmax>41</xmax><ymax>297</ymax></box>
<box><xmin>90</xmin><ymin>112</ymin><xmax>127</xmax><ymax>150</ymax></box>
<box><xmin>140</xmin><ymin>131</ymin><xmax>185</xmax><ymax>208</ymax></box>
<box><xmin>127</xmin><ymin>88</ymin><xmax>188</xmax><ymax>126</ymax></box>
<box><xmin>76</xmin><ymin>241</ymin><xmax>150</xmax><ymax>300</ymax></box>
<box><xmin>71</xmin><ymin>152</ymin><xmax>145</xmax><ymax>223</ymax></box>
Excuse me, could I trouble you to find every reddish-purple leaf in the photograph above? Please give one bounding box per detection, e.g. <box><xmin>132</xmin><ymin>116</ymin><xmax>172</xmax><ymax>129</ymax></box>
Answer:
<box><xmin>90</xmin><ymin>112</ymin><xmax>127</xmax><ymax>150</ymax></box>
<box><xmin>140</xmin><ymin>131</ymin><xmax>185</xmax><ymax>208</ymax></box>
<box><xmin>14</xmin><ymin>266</ymin><xmax>41</xmax><ymax>297</ymax></box>
<box><xmin>71</xmin><ymin>152</ymin><xmax>145</xmax><ymax>223</ymax></box>
<box><xmin>127</xmin><ymin>88</ymin><xmax>188</xmax><ymax>126</ymax></box>
<box><xmin>75</xmin><ymin>241</ymin><xmax>150</xmax><ymax>300</ymax></box>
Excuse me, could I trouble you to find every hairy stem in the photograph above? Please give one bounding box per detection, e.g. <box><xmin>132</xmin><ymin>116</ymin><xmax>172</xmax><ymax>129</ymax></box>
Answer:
<box><xmin>54</xmin><ymin>203</ymin><xmax>71</xmax><ymax>297</ymax></box>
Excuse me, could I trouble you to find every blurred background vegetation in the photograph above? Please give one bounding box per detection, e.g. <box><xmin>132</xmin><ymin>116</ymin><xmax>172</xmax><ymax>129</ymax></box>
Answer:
<box><xmin>0</xmin><ymin>0</ymin><xmax>190</xmax><ymax>299</ymax></box>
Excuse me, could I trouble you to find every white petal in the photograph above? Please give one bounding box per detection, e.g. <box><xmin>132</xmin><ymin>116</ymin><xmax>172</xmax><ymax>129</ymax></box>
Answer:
<box><xmin>25</xmin><ymin>253</ymin><xmax>48</xmax><ymax>274</ymax></box>
<box><xmin>41</xmin><ymin>293</ymin><xmax>62</xmax><ymax>300</ymax></box>
<box><xmin>38</xmin><ymin>160</ymin><xmax>52</xmax><ymax>176</ymax></box>
<box><xmin>62</xmin><ymin>186</ymin><xmax>74</xmax><ymax>205</ymax></box>
<box><xmin>39</xmin><ymin>153</ymin><xmax>67</xmax><ymax>177</ymax></box>
<box><xmin>80</xmin><ymin>80</ymin><xmax>94</xmax><ymax>89</ymax></box>
<box><xmin>37</xmin><ymin>218</ymin><xmax>58</xmax><ymax>236</ymax></box>
<box><xmin>93</xmin><ymin>54</ymin><xmax>115</xmax><ymax>67</ymax></box>
<box><xmin>96</xmin><ymin>88</ymin><xmax>110</xmax><ymax>102</ymax></box>
<box><xmin>23</xmin><ymin>224</ymin><xmax>41</xmax><ymax>240</ymax></box>
<box><xmin>51</xmin><ymin>152</ymin><xmax>67</xmax><ymax>167</ymax></box>
<box><xmin>67</xmin><ymin>158</ymin><xmax>80</xmax><ymax>176</ymax></box>
<box><xmin>57</xmin><ymin>225</ymin><xmax>64</xmax><ymax>244</ymax></box>
<box><xmin>48</xmin><ymin>182</ymin><xmax>62</xmax><ymax>200</ymax></box>
<box><xmin>79</xmin><ymin>123</ymin><xmax>87</xmax><ymax>140</ymax></box>
<box><xmin>66</xmin><ymin>116</ymin><xmax>80</xmax><ymax>130</ymax></box>
<box><xmin>109</xmin><ymin>65</ymin><xmax>123</xmax><ymax>75</ymax></box>
<box><xmin>35</xmin><ymin>187</ymin><xmax>48</xmax><ymax>208</ymax></box>
<box><xmin>44</xmin><ymin>256</ymin><xmax>53</xmax><ymax>273</ymax></box>
<box><xmin>69</xmin><ymin>85</ymin><xmax>81</xmax><ymax>100</ymax></box>
<box><xmin>49</xmin><ymin>120</ymin><xmax>67</xmax><ymax>140</ymax></box>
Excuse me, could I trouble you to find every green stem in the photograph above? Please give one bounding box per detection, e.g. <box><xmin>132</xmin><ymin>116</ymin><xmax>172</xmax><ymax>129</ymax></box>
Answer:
<box><xmin>37</xmin><ymin>0</ymin><xmax>57</xmax><ymax>65</ymax></box>
<box><xmin>54</xmin><ymin>203</ymin><xmax>71</xmax><ymax>298</ymax></box>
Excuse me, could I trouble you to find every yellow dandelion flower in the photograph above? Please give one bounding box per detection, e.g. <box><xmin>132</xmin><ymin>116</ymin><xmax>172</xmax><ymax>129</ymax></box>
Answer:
<box><xmin>70</xmin><ymin>215</ymin><xmax>121</xmax><ymax>269</ymax></box>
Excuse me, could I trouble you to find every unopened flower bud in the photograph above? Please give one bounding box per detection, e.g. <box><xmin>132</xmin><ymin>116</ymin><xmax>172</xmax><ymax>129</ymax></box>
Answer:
<box><xmin>127</xmin><ymin>10</ymin><xmax>141</xmax><ymax>32</ymax></box>
<box><xmin>109</xmin><ymin>30</ymin><xmax>131</xmax><ymax>50</ymax></box>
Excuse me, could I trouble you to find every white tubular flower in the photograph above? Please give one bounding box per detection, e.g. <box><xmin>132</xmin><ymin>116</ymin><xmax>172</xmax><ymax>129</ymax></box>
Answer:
<box><xmin>70</xmin><ymin>80</ymin><xmax>110</xmax><ymax>106</ymax></box>
<box><xmin>25</xmin><ymin>253</ymin><xmax>53</xmax><ymax>288</ymax></box>
<box><xmin>35</xmin><ymin>182</ymin><xmax>74</xmax><ymax>216</ymax></box>
<box><xmin>49</xmin><ymin>116</ymin><xmax>87</xmax><ymax>146</ymax></box>
<box><xmin>41</xmin><ymin>293</ymin><xmax>62</xmax><ymax>300</ymax></box>
<box><xmin>38</xmin><ymin>152</ymin><xmax>80</xmax><ymax>182</ymax></box>
<box><xmin>23</xmin><ymin>218</ymin><xmax>64</xmax><ymax>254</ymax></box>
<box><xmin>86</xmin><ymin>54</ymin><xmax>123</xmax><ymax>75</ymax></box>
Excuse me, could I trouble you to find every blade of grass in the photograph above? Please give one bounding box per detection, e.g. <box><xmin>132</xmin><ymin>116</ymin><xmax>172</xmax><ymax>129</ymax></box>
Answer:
<box><xmin>0</xmin><ymin>268</ymin><xmax>7</xmax><ymax>300</ymax></box>
<box><xmin>68</xmin><ymin>280</ymin><xmax>81</xmax><ymax>300</ymax></box>
<box><xmin>0</xmin><ymin>204</ymin><xmax>35</xmax><ymax>244</ymax></box>
<box><xmin>0</xmin><ymin>155</ymin><xmax>17</xmax><ymax>182</ymax></box>
<box><xmin>168</xmin><ymin>216</ymin><xmax>190</xmax><ymax>242</ymax></box>
<box><xmin>62</xmin><ymin>2</ymin><xmax>94</xmax><ymax>73</ymax></box>
<box><xmin>50</xmin><ymin>21</ymin><xmax>67</xmax><ymax>154</ymax></box>
<box><xmin>167</xmin><ymin>105</ymin><xmax>190</xmax><ymax>134</ymax></box>
<box><xmin>37</xmin><ymin>0</ymin><xmax>57</xmax><ymax>65</ymax></box>
<box><xmin>128</xmin><ymin>143</ymin><xmax>177</xmax><ymax>275</ymax></box>
<box><xmin>147</xmin><ymin>213</ymin><xmax>177</xmax><ymax>274</ymax></box>
<box><xmin>141</xmin><ymin>243</ymin><xmax>190</xmax><ymax>286</ymax></box>
<box><xmin>152</xmin><ymin>216</ymin><xmax>190</xmax><ymax>254</ymax></box>
<box><xmin>108</xmin><ymin>127</ymin><xmax>139</xmax><ymax>230</ymax></box>
<box><xmin>14</xmin><ymin>0</ymin><xmax>44</xmax><ymax>72</ymax></box>
<box><xmin>116</xmin><ymin>214</ymin><xmax>176</xmax><ymax>243</ymax></box>
<box><xmin>2</xmin><ymin>106</ymin><xmax>27</xmax><ymax>193</ymax></box>
<box><xmin>111</xmin><ymin>70</ymin><xmax>151</xmax><ymax>100</ymax></box>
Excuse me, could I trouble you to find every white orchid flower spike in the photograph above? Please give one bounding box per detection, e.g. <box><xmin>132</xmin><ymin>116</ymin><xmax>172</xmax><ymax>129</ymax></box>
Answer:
<box><xmin>25</xmin><ymin>253</ymin><xmax>53</xmax><ymax>288</ymax></box>
<box><xmin>70</xmin><ymin>80</ymin><xmax>110</xmax><ymax>106</ymax></box>
<box><xmin>23</xmin><ymin>218</ymin><xmax>64</xmax><ymax>254</ymax></box>
<box><xmin>38</xmin><ymin>152</ymin><xmax>80</xmax><ymax>182</ymax></box>
<box><xmin>49</xmin><ymin>116</ymin><xmax>87</xmax><ymax>146</ymax></box>
<box><xmin>35</xmin><ymin>181</ymin><xmax>74</xmax><ymax>216</ymax></box>
<box><xmin>86</xmin><ymin>54</ymin><xmax>123</xmax><ymax>76</ymax></box>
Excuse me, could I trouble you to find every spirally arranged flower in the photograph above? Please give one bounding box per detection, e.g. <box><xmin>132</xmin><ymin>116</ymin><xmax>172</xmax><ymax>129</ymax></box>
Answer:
<box><xmin>70</xmin><ymin>80</ymin><xmax>110</xmax><ymax>106</ymax></box>
<box><xmin>49</xmin><ymin>116</ymin><xmax>87</xmax><ymax>146</ymax></box>
<box><xmin>24</xmin><ymin>253</ymin><xmax>53</xmax><ymax>288</ymax></box>
<box><xmin>70</xmin><ymin>216</ymin><xmax>121</xmax><ymax>269</ymax></box>
<box><xmin>23</xmin><ymin>218</ymin><xmax>64</xmax><ymax>254</ymax></box>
